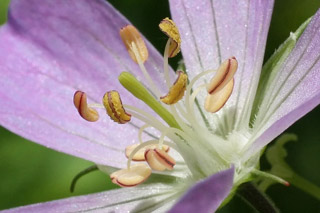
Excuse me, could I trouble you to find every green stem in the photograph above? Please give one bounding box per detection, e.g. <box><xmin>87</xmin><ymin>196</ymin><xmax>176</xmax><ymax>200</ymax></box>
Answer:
<box><xmin>237</xmin><ymin>182</ymin><xmax>279</xmax><ymax>213</ymax></box>
<box><xmin>70</xmin><ymin>165</ymin><xmax>98</xmax><ymax>193</ymax></box>
<box><xmin>287</xmin><ymin>174</ymin><xmax>320</xmax><ymax>200</ymax></box>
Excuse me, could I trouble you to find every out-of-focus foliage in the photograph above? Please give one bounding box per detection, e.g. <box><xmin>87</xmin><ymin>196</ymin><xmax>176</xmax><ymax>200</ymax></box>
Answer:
<box><xmin>0</xmin><ymin>0</ymin><xmax>319</xmax><ymax>212</ymax></box>
<box><xmin>0</xmin><ymin>0</ymin><xmax>9</xmax><ymax>24</ymax></box>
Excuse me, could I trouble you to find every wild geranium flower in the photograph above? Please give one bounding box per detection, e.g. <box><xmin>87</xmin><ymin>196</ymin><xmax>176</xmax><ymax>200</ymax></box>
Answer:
<box><xmin>1</xmin><ymin>0</ymin><xmax>320</xmax><ymax>212</ymax></box>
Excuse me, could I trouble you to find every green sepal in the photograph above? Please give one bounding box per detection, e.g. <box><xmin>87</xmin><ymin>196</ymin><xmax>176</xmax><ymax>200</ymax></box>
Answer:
<box><xmin>250</xmin><ymin>18</ymin><xmax>311</xmax><ymax>125</ymax></box>
<box><xmin>118</xmin><ymin>72</ymin><xmax>180</xmax><ymax>129</ymax></box>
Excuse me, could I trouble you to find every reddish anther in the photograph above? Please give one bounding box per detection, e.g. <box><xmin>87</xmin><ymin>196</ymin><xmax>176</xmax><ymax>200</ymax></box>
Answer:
<box><xmin>73</xmin><ymin>91</ymin><xmax>99</xmax><ymax>122</ymax></box>
<box><xmin>145</xmin><ymin>148</ymin><xmax>176</xmax><ymax>171</ymax></box>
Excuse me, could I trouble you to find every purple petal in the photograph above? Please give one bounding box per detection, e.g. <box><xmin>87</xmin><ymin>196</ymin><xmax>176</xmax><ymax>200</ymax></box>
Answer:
<box><xmin>0</xmin><ymin>0</ymin><xmax>169</xmax><ymax>166</ymax></box>
<box><xmin>249</xmin><ymin>9</ymin><xmax>320</xmax><ymax>155</ymax></box>
<box><xmin>2</xmin><ymin>184</ymin><xmax>174</xmax><ymax>213</ymax></box>
<box><xmin>169</xmin><ymin>0</ymin><xmax>274</xmax><ymax>126</ymax></box>
<box><xmin>169</xmin><ymin>167</ymin><xmax>234</xmax><ymax>213</ymax></box>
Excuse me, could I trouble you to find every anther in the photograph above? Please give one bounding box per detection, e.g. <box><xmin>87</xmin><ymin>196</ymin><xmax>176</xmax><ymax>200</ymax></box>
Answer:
<box><xmin>120</xmin><ymin>25</ymin><xmax>148</xmax><ymax>63</ymax></box>
<box><xmin>159</xmin><ymin>18</ymin><xmax>181</xmax><ymax>57</ymax></box>
<box><xmin>103</xmin><ymin>90</ymin><xmax>131</xmax><ymax>124</ymax></box>
<box><xmin>205</xmin><ymin>78</ymin><xmax>234</xmax><ymax>113</ymax></box>
<box><xmin>145</xmin><ymin>148</ymin><xmax>176</xmax><ymax>171</ymax></box>
<box><xmin>160</xmin><ymin>71</ymin><xmax>188</xmax><ymax>105</ymax></box>
<box><xmin>110</xmin><ymin>163</ymin><xmax>151</xmax><ymax>187</ymax></box>
<box><xmin>207</xmin><ymin>57</ymin><xmax>238</xmax><ymax>95</ymax></box>
<box><xmin>125</xmin><ymin>144</ymin><xmax>170</xmax><ymax>161</ymax></box>
<box><xmin>73</xmin><ymin>91</ymin><xmax>99</xmax><ymax>122</ymax></box>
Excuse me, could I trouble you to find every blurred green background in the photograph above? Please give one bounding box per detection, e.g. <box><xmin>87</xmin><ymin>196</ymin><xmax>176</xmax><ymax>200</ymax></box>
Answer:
<box><xmin>0</xmin><ymin>0</ymin><xmax>320</xmax><ymax>212</ymax></box>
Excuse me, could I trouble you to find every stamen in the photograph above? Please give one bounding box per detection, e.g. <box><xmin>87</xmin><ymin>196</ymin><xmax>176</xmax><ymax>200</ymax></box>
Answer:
<box><xmin>205</xmin><ymin>78</ymin><xmax>234</xmax><ymax>113</ymax></box>
<box><xmin>138</xmin><ymin>124</ymin><xmax>150</xmax><ymax>144</ymax></box>
<box><xmin>207</xmin><ymin>57</ymin><xmax>237</xmax><ymax>95</ymax></box>
<box><xmin>125</xmin><ymin>105</ymin><xmax>168</xmax><ymax>134</ymax></box>
<box><xmin>159</xmin><ymin>18</ymin><xmax>181</xmax><ymax>58</ymax></box>
<box><xmin>160</xmin><ymin>71</ymin><xmax>188</xmax><ymax>105</ymax></box>
<box><xmin>110</xmin><ymin>163</ymin><xmax>151</xmax><ymax>187</ymax></box>
<box><xmin>73</xmin><ymin>91</ymin><xmax>99</xmax><ymax>122</ymax></box>
<box><xmin>189</xmin><ymin>84</ymin><xmax>207</xmax><ymax>118</ymax></box>
<box><xmin>184</xmin><ymin>70</ymin><xmax>215</xmax><ymax>123</ymax></box>
<box><xmin>145</xmin><ymin>148</ymin><xmax>176</xmax><ymax>171</ymax></box>
<box><xmin>125</xmin><ymin>144</ymin><xmax>169</xmax><ymax>161</ymax></box>
<box><xmin>102</xmin><ymin>90</ymin><xmax>131</xmax><ymax>124</ymax></box>
<box><xmin>130</xmin><ymin>43</ymin><xmax>162</xmax><ymax>98</ymax></box>
<box><xmin>120</xmin><ymin>25</ymin><xmax>148</xmax><ymax>64</ymax></box>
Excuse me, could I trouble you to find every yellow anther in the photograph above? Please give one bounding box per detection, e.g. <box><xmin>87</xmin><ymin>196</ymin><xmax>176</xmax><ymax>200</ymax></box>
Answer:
<box><xmin>159</xmin><ymin>17</ymin><xmax>181</xmax><ymax>57</ymax></box>
<box><xmin>73</xmin><ymin>91</ymin><xmax>99</xmax><ymax>122</ymax></box>
<box><xmin>110</xmin><ymin>163</ymin><xmax>151</xmax><ymax>187</ymax></box>
<box><xmin>160</xmin><ymin>71</ymin><xmax>188</xmax><ymax>105</ymax></box>
<box><xmin>207</xmin><ymin>57</ymin><xmax>238</xmax><ymax>95</ymax></box>
<box><xmin>125</xmin><ymin>143</ymin><xmax>170</xmax><ymax>161</ymax></box>
<box><xmin>145</xmin><ymin>148</ymin><xmax>176</xmax><ymax>171</ymax></box>
<box><xmin>103</xmin><ymin>90</ymin><xmax>131</xmax><ymax>124</ymax></box>
<box><xmin>205</xmin><ymin>78</ymin><xmax>234</xmax><ymax>113</ymax></box>
<box><xmin>120</xmin><ymin>25</ymin><xmax>148</xmax><ymax>64</ymax></box>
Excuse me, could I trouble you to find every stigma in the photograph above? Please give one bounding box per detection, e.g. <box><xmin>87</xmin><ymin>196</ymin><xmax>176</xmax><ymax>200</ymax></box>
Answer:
<box><xmin>73</xmin><ymin>17</ymin><xmax>238</xmax><ymax>187</ymax></box>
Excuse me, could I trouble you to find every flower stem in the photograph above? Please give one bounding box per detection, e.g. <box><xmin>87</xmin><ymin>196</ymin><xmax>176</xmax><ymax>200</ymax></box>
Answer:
<box><xmin>237</xmin><ymin>182</ymin><xmax>279</xmax><ymax>213</ymax></box>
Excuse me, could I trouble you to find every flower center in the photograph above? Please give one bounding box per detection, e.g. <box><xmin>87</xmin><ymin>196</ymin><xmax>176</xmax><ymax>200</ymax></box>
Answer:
<box><xmin>73</xmin><ymin>18</ymin><xmax>238</xmax><ymax>187</ymax></box>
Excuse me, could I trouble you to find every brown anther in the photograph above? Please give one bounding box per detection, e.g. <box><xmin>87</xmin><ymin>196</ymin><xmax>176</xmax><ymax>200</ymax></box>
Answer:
<box><xmin>205</xmin><ymin>78</ymin><xmax>234</xmax><ymax>113</ymax></box>
<box><xmin>110</xmin><ymin>163</ymin><xmax>151</xmax><ymax>187</ymax></box>
<box><xmin>125</xmin><ymin>144</ymin><xmax>170</xmax><ymax>161</ymax></box>
<box><xmin>102</xmin><ymin>90</ymin><xmax>131</xmax><ymax>124</ymax></box>
<box><xmin>160</xmin><ymin>71</ymin><xmax>188</xmax><ymax>105</ymax></box>
<box><xmin>159</xmin><ymin>18</ymin><xmax>181</xmax><ymax>57</ymax></box>
<box><xmin>120</xmin><ymin>25</ymin><xmax>148</xmax><ymax>63</ymax></box>
<box><xmin>73</xmin><ymin>91</ymin><xmax>99</xmax><ymax>122</ymax></box>
<box><xmin>145</xmin><ymin>148</ymin><xmax>176</xmax><ymax>171</ymax></box>
<box><xmin>207</xmin><ymin>57</ymin><xmax>238</xmax><ymax>95</ymax></box>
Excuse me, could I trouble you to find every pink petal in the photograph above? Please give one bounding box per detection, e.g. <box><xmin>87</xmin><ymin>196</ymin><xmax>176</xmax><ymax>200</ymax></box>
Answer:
<box><xmin>0</xmin><ymin>0</ymin><xmax>169</xmax><ymax>167</ymax></box>
<box><xmin>249</xmin><ymin>9</ymin><xmax>320</xmax><ymax>155</ymax></box>
<box><xmin>2</xmin><ymin>184</ymin><xmax>174</xmax><ymax>213</ymax></box>
<box><xmin>169</xmin><ymin>0</ymin><xmax>274</xmax><ymax>127</ymax></box>
<box><xmin>169</xmin><ymin>166</ymin><xmax>234</xmax><ymax>213</ymax></box>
